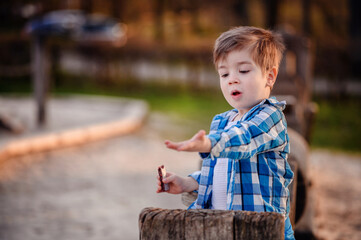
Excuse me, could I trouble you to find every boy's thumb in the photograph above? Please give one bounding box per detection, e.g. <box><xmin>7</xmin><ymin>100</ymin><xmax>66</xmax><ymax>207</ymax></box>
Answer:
<box><xmin>197</xmin><ymin>130</ymin><xmax>206</xmax><ymax>138</ymax></box>
<box><xmin>163</xmin><ymin>175</ymin><xmax>174</xmax><ymax>183</ymax></box>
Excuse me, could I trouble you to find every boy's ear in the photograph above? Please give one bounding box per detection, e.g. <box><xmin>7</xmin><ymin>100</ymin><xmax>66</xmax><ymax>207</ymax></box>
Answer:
<box><xmin>266</xmin><ymin>67</ymin><xmax>278</xmax><ymax>89</ymax></box>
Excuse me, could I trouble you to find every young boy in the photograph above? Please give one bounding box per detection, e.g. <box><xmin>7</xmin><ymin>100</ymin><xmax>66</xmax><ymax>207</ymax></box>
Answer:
<box><xmin>156</xmin><ymin>26</ymin><xmax>295</xmax><ymax>240</ymax></box>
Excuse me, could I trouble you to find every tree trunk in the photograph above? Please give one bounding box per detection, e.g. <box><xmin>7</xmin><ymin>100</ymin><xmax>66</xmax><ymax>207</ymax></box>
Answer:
<box><xmin>32</xmin><ymin>36</ymin><xmax>50</xmax><ymax>127</ymax></box>
<box><xmin>154</xmin><ymin>0</ymin><xmax>165</xmax><ymax>42</ymax></box>
<box><xmin>264</xmin><ymin>0</ymin><xmax>279</xmax><ymax>29</ymax></box>
<box><xmin>139</xmin><ymin>208</ymin><xmax>285</xmax><ymax>240</ymax></box>
<box><xmin>112</xmin><ymin>0</ymin><xmax>124</xmax><ymax>21</ymax></box>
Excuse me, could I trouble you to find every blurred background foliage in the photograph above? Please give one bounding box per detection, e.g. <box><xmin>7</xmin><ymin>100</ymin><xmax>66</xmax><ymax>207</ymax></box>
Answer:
<box><xmin>0</xmin><ymin>0</ymin><xmax>360</xmax><ymax>153</ymax></box>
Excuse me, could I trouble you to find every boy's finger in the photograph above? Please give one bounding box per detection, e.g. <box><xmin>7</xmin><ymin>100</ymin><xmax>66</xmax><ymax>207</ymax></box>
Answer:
<box><xmin>163</xmin><ymin>174</ymin><xmax>174</xmax><ymax>184</ymax></box>
<box><xmin>178</xmin><ymin>142</ymin><xmax>193</xmax><ymax>151</ymax></box>
<box><xmin>164</xmin><ymin>140</ymin><xmax>176</xmax><ymax>149</ymax></box>
<box><xmin>156</xmin><ymin>186</ymin><xmax>162</xmax><ymax>193</ymax></box>
<box><xmin>177</xmin><ymin>145</ymin><xmax>187</xmax><ymax>151</ymax></box>
<box><xmin>165</xmin><ymin>140</ymin><xmax>175</xmax><ymax>146</ymax></box>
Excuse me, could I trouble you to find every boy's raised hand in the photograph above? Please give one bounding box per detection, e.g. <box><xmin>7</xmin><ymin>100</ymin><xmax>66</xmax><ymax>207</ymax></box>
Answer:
<box><xmin>164</xmin><ymin>130</ymin><xmax>212</xmax><ymax>152</ymax></box>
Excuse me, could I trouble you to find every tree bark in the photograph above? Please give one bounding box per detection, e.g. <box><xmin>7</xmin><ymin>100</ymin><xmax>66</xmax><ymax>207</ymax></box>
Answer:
<box><xmin>32</xmin><ymin>36</ymin><xmax>50</xmax><ymax>127</ymax></box>
<box><xmin>139</xmin><ymin>207</ymin><xmax>285</xmax><ymax>240</ymax></box>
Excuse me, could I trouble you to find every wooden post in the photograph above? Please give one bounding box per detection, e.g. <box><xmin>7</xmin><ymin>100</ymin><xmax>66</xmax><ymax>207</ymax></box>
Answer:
<box><xmin>139</xmin><ymin>208</ymin><xmax>285</xmax><ymax>240</ymax></box>
<box><xmin>139</xmin><ymin>208</ymin><xmax>186</xmax><ymax>240</ymax></box>
<box><xmin>32</xmin><ymin>35</ymin><xmax>50</xmax><ymax>127</ymax></box>
<box><xmin>234</xmin><ymin>211</ymin><xmax>285</xmax><ymax>240</ymax></box>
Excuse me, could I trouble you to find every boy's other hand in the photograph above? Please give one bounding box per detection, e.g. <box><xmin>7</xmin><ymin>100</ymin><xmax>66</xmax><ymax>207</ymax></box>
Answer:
<box><xmin>164</xmin><ymin>130</ymin><xmax>211</xmax><ymax>152</ymax></box>
<box><xmin>156</xmin><ymin>172</ymin><xmax>199</xmax><ymax>194</ymax></box>
<box><xmin>156</xmin><ymin>172</ymin><xmax>183</xmax><ymax>194</ymax></box>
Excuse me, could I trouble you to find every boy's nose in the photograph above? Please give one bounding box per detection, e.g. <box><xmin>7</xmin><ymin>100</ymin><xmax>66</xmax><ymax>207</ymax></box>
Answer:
<box><xmin>228</xmin><ymin>76</ymin><xmax>240</xmax><ymax>84</ymax></box>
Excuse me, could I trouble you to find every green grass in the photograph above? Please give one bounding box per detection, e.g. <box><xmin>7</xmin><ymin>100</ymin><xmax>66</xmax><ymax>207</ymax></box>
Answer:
<box><xmin>1</xmin><ymin>75</ymin><xmax>360</xmax><ymax>154</ymax></box>
<box><xmin>0</xmin><ymin>76</ymin><xmax>32</xmax><ymax>93</ymax></box>
<box><xmin>311</xmin><ymin>97</ymin><xmax>361</xmax><ymax>154</ymax></box>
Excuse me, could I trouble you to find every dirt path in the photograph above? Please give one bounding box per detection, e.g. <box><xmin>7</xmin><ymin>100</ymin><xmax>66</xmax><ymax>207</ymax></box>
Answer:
<box><xmin>0</xmin><ymin>113</ymin><xmax>360</xmax><ymax>240</ymax></box>
<box><xmin>310</xmin><ymin>150</ymin><xmax>361</xmax><ymax>240</ymax></box>
<box><xmin>0</xmin><ymin>114</ymin><xmax>200</xmax><ymax>240</ymax></box>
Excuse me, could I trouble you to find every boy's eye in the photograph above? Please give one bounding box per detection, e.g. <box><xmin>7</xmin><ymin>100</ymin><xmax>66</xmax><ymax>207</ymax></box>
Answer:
<box><xmin>239</xmin><ymin>70</ymin><xmax>250</xmax><ymax>74</ymax></box>
<box><xmin>220</xmin><ymin>73</ymin><xmax>229</xmax><ymax>78</ymax></box>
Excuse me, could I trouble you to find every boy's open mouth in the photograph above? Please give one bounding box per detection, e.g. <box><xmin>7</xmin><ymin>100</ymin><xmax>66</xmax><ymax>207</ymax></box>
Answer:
<box><xmin>231</xmin><ymin>90</ymin><xmax>241</xmax><ymax>96</ymax></box>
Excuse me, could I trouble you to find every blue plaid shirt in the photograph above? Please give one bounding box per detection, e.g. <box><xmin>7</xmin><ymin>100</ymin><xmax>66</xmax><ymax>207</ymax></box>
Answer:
<box><xmin>189</xmin><ymin>97</ymin><xmax>294</xmax><ymax>216</ymax></box>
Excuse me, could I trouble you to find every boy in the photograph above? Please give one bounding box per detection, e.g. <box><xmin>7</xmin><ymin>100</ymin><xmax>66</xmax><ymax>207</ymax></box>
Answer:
<box><xmin>156</xmin><ymin>26</ymin><xmax>295</xmax><ymax>240</ymax></box>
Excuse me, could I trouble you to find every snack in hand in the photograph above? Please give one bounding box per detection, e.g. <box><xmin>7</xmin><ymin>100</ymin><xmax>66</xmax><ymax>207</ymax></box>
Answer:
<box><xmin>158</xmin><ymin>165</ymin><xmax>169</xmax><ymax>191</ymax></box>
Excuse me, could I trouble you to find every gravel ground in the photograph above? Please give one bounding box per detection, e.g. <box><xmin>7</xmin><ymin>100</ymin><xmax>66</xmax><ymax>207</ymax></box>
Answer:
<box><xmin>0</xmin><ymin>113</ymin><xmax>360</xmax><ymax>240</ymax></box>
<box><xmin>310</xmin><ymin>150</ymin><xmax>361</xmax><ymax>240</ymax></box>
<box><xmin>0</xmin><ymin>114</ymin><xmax>200</xmax><ymax>240</ymax></box>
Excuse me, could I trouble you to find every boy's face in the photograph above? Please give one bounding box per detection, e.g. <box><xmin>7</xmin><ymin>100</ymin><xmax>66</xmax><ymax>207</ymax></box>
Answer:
<box><xmin>217</xmin><ymin>48</ymin><xmax>276</xmax><ymax>115</ymax></box>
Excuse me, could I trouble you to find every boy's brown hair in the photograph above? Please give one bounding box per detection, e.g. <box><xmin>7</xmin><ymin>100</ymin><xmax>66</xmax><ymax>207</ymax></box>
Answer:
<box><xmin>213</xmin><ymin>26</ymin><xmax>285</xmax><ymax>75</ymax></box>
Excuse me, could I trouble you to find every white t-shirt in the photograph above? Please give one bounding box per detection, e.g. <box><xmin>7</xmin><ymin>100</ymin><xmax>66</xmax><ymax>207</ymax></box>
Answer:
<box><xmin>212</xmin><ymin>119</ymin><xmax>237</xmax><ymax>210</ymax></box>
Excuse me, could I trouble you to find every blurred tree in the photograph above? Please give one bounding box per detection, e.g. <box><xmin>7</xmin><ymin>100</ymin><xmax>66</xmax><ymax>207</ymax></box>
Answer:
<box><xmin>264</xmin><ymin>0</ymin><xmax>280</xmax><ymax>29</ymax></box>
<box><xmin>349</xmin><ymin>0</ymin><xmax>361</xmax><ymax>77</ymax></box>
<box><xmin>188</xmin><ymin>0</ymin><xmax>202</xmax><ymax>34</ymax></box>
<box><xmin>154</xmin><ymin>0</ymin><xmax>165</xmax><ymax>42</ymax></box>
<box><xmin>0</xmin><ymin>0</ymin><xmax>359</xmax><ymax>81</ymax></box>
<box><xmin>112</xmin><ymin>0</ymin><xmax>124</xmax><ymax>21</ymax></box>
<box><xmin>313</xmin><ymin>0</ymin><xmax>345</xmax><ymax>36</ymax></box>
<box><xmin>171</xmin><ymin>0</ymin><xmax>203</xmax><ymax>35</ymax></box>
<box><xmin>232</xmin><ymin>0</ymin><xmax>250</xmax><ymax>26</ymax></box>
<box><xmin>81</xmin><ymin>0</ymin><xmax>93</xmax><ymax>13</ymax></box>
<box><xmin>302</xmin><ymin>0</ymin><xmax>311</xmax><ymax>36</ymax></box>
<box><xmin>311</xmin><ymin>0</ymin><xmax>350</xmax><ymax>81</ymax></box>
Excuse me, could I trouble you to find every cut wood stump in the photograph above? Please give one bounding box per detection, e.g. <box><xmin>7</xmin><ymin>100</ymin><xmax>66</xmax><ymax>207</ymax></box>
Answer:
<box><xmin>139</xmin><ymin>207</ymin><xmax>285</xmax><ymax>240</ymax></box>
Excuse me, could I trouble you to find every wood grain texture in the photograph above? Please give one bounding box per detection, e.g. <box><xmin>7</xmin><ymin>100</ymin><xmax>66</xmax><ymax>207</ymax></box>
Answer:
<box><xmin>139</xmin><ymin>207</ymin><xmax>285</xmax><ymax>240</ymax></box>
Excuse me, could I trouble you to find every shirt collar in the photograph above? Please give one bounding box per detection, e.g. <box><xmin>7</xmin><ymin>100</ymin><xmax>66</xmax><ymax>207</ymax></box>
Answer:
<box><xmin>239</xmin><ymin>97</ymin><xmax>286</xmax><ymax>121</ymax></box>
